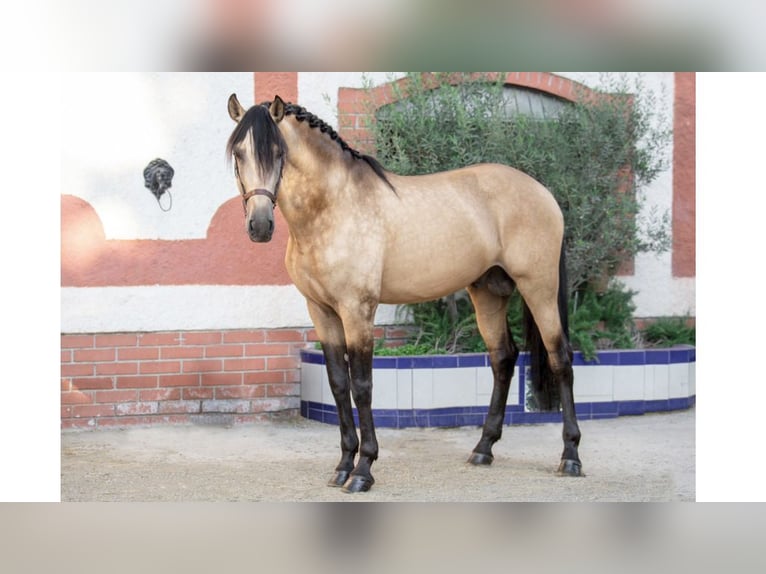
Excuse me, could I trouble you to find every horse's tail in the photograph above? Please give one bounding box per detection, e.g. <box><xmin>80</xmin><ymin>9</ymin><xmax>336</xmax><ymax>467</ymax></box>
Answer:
<box><xmin>523</xmin><ymin>241</ymin><xmax>568</xmax><ymax>412</ymax></box>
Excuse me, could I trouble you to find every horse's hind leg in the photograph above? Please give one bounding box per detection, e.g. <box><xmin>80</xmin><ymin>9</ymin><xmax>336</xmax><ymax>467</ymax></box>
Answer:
<box><xmin>516</xmin><ymin>277</ymin><xmax>583</xmax><ymax>476</ymax></box>
<box><xmin>306</xmin><ymin>301</ymin><xmax>359</xmax><ymax>487</ymax></box>
<box><xmin>466</xmin><ymin>268</ymin><xmax>518</xmax><ymax>465</ymax></box>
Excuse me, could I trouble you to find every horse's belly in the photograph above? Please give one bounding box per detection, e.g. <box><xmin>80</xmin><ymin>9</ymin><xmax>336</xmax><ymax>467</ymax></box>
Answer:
<box><xmin>379</xmin><ymin>248</ymin><xmax>492</xmax><ymax>304</ymax></box>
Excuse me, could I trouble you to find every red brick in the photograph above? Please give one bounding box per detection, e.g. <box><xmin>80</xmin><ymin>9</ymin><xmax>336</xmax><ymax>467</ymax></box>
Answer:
<box><xmin>115</xmin><ymin>402</ymin><xmax>158</xmax><ymax>416</ymax></box>
<box><xmin>62</xmin><ymin>418</ymin><xmax>95</xmax><ymax>429</ymax></box>
<box><xmin>205</xmin><ymin>344</ymin><xmax>243</xmax><ymax>358</ymax></box>
<box><xmin>385</xmin><ymin>327</ymin><xmax>414</xmax><ymax>339</ymax></box>
<box><xmin>183</xmin><ymin>387</ymin><xmax>214</xmax><ymax>400</ymax></box>
<box><xmin>61</xmin><ymin>378</ymin><xmax>71</xmax><ymax>391</ymax></box>
<box><xmin>183</xmin><ymin>332</ymin><xmax>221</xmax><ymax>345</ymax></box>
<box><xmin>244</xmin><ymin>371</ymin><xmax>285</xmax><ymax>385</ymax></box>
<box><xmin>161</xmin><ymin>346</ymin><xmax>204</xmax><ymax>359</ymax></box>
<box><xmin>160</xmin><ymin>374</ymin><xmax>200</xmax><ymax>387</ymax></box>
<box><xmin>183</xmin><ymin>359</ymin><xmax>222</xmax><ymax>373</ymax></box>
<box><xmin>116</xmin><ymin>375</ymin><xmax>158</xmax><ymax>389</ymax></box>
<box><xmin>96</xmin><ymin>416</ymin><xmax>159</xmax><ymax>427</ymax></box>
<box><xmin>74</xmin><ymin>348</ymin><xmax>115</xmax><ymax>363</ymax></box>
<box><xmin>73</xmin><ymin>404</ymin><xmax>115</xmax><ymax>418</ymax></box>
<box><xmin>215</xmin><ymin>385</ymin><xmax>266</xmax><ymax>399</ymax></box>
<box><xmin>95</xmin><ymin>390</ymin><xmax>139</xmax><ymax>403</ymax></box>
<box><xmin>265</xmin><ymin>329</ymin><xmax>306</xmax><ymax>343</ymax></box>
<box><xmin>118</xmin><ymin>346</ymin><xmax>159</xmax><ymax>360</ymax></box>
<box><xmin>71</xmin><ymin>377</ymin><xmax>114</xmax><ymax>390</ymax></box>
<box><xmin>139</xmin><ymin>332</ymin><xmax>181</xmax><ymax>346</ymax></box>
<box><xmin>251</xmin><ymin>397</ymin><xmax>296</xmax><ymax>412</ymax></box>
<box><xmin>267</xmin><ymin>383</ymin><xmax>300</xmax><ymax>397</ymax></box>
<box><xmin>158</xmin><ymin>400</ymin><xmax>201</xmax><ymax>414</ymax></box>
<box><xmin>96</xmin><ymin>362</ymin><xmax>138</xmax><ymax>375</ymax></box>
<box><xmin>244</xmin><ymin>343</ymin><xmax>292</xmax><ymax>357</ymax></box>
<box><xmin>267</xmin><ymin>356</ymin><xmax>300</xmax><ymax>370</ymax></box>
<box><xmin>337</xmin><ymin>98</ymin><xmax>368</xmax><ymax>114</ymax></box>
<box><xmin>201</xmin><ymin>373</ymin><xmax>242</xmax><ymax>386</ymax></box>
<box><xmin>61</xmin><ymin>390</ymin><xmax>93</xmax><ymax>404</ymax></box>
<box><xmin>140</xmin><ymin>388</ymin><xmax>181</xmax><ymax>401</ymax></box>
<box><xmin>139</xmin><ymin>361</ymin><xmax>181</xmax><ymax>375</ymax></box>
<box><xmin>61</xmin><ymin>406</ymin><xmax>72</xmax><ymax>419</ymax></box>
<box><xmin>61</xmin><ymin>335</ymin><xmax>94</xmax><ymax>349</ymax></box>
<box><xmin>61</xmin><ymin>350</ymin><xmax>72</xmax><ymax>363</ymax></box>
<box><xmin>61</xmin><ymin>363</ymin><xmax>94</xmax><ymax>377</ymax></box>
<box><xmin>223</xmin><ymin>358</ymin><xmax>266</xmax><ymax>372</ymax></box>
<box><xmin>223</xmin><ymin>330</ymin><xmax>266</xmax><ymax>344</ymax></box>
<box><xmin>201</xmin><ymin>399</ymin><xmax>250</xmax><ymax>413</ymax></box>
<box><xmin>96</xmin><ymin>334</ymin><xmax>138</xmax><ymax>347</ymax></box>
<box><xmin>305</xmin><ymin>330</ymin><xmax>320</xmax><ymax>342</ymax></box>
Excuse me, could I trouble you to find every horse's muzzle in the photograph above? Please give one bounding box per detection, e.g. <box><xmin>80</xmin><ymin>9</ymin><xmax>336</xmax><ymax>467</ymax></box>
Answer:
<box><xmin>247</xmin><ymin>208</ymin><xmax>275</xmax><ymax>242</ymax></box>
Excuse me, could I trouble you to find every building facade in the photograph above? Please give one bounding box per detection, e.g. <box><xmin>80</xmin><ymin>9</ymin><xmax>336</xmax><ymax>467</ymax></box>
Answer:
<box><xmin>61</xmin><ymin>72</ymin><xmax>695</xmax><ymax>428</ymax></box>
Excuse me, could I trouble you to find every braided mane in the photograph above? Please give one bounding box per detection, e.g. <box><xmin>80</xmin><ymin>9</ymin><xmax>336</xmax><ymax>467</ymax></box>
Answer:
<box><xmin>260</xmin><ymin>100</ymin><xmax>395</xmax><ymax>191</ymax></box>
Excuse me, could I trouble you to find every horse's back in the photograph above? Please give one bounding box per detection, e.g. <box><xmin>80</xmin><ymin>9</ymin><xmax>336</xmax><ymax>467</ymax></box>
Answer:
<box><xmin>377</xmin><ymin>163</ymin><xmax>563</xmax><ymax>303</ymax></box>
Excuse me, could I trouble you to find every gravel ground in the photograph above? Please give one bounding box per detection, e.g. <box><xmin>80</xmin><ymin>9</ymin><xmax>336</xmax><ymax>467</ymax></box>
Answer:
<box><xmin>61</xmin><ymin>408</ymin><xmax>694</xmax><ymax>501</ymax></box>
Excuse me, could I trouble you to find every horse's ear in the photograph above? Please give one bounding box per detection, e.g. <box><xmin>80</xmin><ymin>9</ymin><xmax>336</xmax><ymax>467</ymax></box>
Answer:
<box><xmin>270</xmin><ymin>95</ymin><xmax>286</xmax><ymax>122</ymax></box>
<box><xmin>228</xmin><ymin>93</ymin><xmax>245</xmax><ymax>123</ymax></box>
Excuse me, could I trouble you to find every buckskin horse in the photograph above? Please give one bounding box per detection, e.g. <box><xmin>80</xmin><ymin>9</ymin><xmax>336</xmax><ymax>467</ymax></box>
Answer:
<box><xmin>227</xmin><ymin>94</ymin><xmax>582</xmax><ymax>493</ymax></box>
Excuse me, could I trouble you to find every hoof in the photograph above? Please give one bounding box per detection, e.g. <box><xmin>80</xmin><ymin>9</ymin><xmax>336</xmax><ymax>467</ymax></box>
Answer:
<box><xmin>556</xmin><ymin>459</ymin><xmax>584</xmax><ymax>477</ymax></box>
<box><xmin>327</xmin><ymin>470</ymin><xmax>351</xmax><ymax>487</ymax></box>
<box><xmin>341</xmin><ymin>474</ymin><xmax>374</xmax><ymax>493</ymax></box>
<box><xmin>467</xmin><ymin>452</ymin><xmax>494</xmax><ymax>466</ymax></box>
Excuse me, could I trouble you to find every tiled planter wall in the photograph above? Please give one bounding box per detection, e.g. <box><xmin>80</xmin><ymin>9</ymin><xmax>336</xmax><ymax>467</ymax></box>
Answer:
<box><xmin>300</xmin><ymin>347</ymin><xmax>696</xmax><ymax>428</ymax></box>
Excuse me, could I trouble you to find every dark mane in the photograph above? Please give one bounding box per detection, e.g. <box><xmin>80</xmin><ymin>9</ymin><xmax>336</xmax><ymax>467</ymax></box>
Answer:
<box><xmin>259</xmin><ymin>100</ymin><xmax>395</xmax><ymax>191</ymax></box>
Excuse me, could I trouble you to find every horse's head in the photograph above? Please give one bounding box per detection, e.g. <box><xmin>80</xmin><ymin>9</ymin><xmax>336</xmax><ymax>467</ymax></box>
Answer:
<box><xmin>227</xmin><ymin>94</ymin><xmax>287</xmax><ymax>242</ymax></box>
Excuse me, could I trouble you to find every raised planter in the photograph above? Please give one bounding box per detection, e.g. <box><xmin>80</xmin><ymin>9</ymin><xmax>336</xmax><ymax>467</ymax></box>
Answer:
<box><xmin>300</xmin><ymin>347</ymin><xmax>695</xmax><ymax>428</ymax></box>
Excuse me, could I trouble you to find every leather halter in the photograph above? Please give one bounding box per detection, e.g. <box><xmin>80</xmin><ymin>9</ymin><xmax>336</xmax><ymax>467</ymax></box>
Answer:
<box><xmin>242</xmin><ymin>188</ymin><xmax>277</xmax><ymax>214</ymax></box>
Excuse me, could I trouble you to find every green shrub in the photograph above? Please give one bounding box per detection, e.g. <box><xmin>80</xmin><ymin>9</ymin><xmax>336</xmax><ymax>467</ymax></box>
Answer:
<box><xmin>641</xmin><ymin>317</ymin><xmax>695</xmax><ymax>347</ymax></box>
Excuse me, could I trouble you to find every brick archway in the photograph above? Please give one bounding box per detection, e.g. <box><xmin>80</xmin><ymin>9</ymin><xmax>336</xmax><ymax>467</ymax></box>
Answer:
<box><xmin>337</xmin><ymin>72</ymin><xmax>594</xmax><ymax>154</ymax></box>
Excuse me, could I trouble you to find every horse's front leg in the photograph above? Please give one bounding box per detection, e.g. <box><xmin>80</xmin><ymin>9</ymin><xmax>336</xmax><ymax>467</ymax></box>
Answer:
<box><xmin>339</xmin><ymin>304</ymin><xmax>378</xmax><ymax>493</ymax></box>
<box><xmin>307</xmin><ymin>301</ymin><xmax>358</xmax><ymax>487</ymax></box>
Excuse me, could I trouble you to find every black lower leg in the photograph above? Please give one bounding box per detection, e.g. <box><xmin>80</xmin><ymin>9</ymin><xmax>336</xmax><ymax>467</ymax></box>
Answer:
<box><xmin>323</xmin><ymin>344</ymin><xmax>359</xmax><ymax>487</ymax></box>
<box><xmin>469</xmin><ymin>330</ymin><xmax>518</xmax><ymax>465</ymax></box>
<box><xmin>343</xmin><ymin>343</ymin><xmax>378</xmax><ymax>493</ymax></box>
<box><xmin>554</xmin><ymin>344</ymin><xmax>583</xmax><ymax>476</ymax></box>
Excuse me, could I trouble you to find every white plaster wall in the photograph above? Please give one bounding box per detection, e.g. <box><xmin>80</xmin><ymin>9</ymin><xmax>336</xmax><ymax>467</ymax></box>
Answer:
<box><xmin>62</xmin><ymin>285</ymin><xmax>401</xmax><ymax>333</ymax></box>
<box><xmin>61</xmin><ymin>72</ymin><xmax>252</xmax><ymax>239</ymax></box>
<box><xmin>60</xmin><ymin>73</ymin><xmax>693</xmax><ymax>334</ymax></box>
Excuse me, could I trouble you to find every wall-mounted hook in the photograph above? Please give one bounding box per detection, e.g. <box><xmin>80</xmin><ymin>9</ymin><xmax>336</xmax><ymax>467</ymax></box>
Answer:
<box><xmin>143</xmin><ymin>158</ymin><xmax>175</xmax><ymax>211</ymax></box>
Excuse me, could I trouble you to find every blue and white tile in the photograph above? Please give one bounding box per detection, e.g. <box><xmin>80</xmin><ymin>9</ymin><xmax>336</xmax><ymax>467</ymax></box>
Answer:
<box><xmin>645</xmin><ymin>364</ymin><xmax>669</xmax><ymax>401</ymax></box>
<box><xmin>573</xmin><ymin>364</ymin><xmax>613</xmax><ymax>403</ymax></box>
<box><xmin>412</xmin><ymin>369</ymin><xmax>434</xmax><ymax>409</ymax></box>
<box><xmin>612</xmin><ymin>365</ymin><xmax>645</xmax><ymax>401</ymax></box>
<box><xmin>372</xmin><ymin>368</ymin><xmax>398</xmax><ymax>409</ymax></box>
<box><xmin>669</xmin><ymin>362</ymin><xmax>690</xmax><ymax>399</ymax></box>
<box><xmin>432</xmin><ymin>367</ymin><xmax>478</xmax><ymax>408</ymax></box>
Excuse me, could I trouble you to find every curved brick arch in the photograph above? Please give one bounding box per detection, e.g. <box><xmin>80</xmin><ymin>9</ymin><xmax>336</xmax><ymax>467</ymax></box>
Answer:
<box><xmin>61</xmin><ymin>194</ymin><xmax>292</xmax><ymax>287</ymax></box>
<box><xmin>337</xmin><ymin>72</ymin><xmax>596</xmax><ymax>153</ymax></box>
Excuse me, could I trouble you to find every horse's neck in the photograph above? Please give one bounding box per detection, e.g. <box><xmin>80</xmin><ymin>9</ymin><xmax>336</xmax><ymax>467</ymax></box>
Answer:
<box><xmin>281</xmin><ymin>134</ymin><xmax>351</xmax><ymax>206</ymax></box>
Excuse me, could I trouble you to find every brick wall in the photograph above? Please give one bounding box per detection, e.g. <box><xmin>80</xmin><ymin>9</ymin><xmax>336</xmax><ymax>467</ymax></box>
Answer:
<box><xmin>61</xmin><ymin>326</ymin><xmax>411</xmax><ymax>429</ymax></box>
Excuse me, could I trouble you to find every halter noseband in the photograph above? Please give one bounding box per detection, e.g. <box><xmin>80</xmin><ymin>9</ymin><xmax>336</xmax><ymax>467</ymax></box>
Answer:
<box><xmin>242</xmin><ymin>188</ymin><xmax>277</xmax><ymax>214</ymax></box>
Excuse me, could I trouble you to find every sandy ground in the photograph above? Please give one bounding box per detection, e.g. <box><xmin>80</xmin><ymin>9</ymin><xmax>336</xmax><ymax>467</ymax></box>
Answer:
<box><xmin>61</xmin><ymin>408</ymin><xmax>694</xmax><ymax>501</ymax></box>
